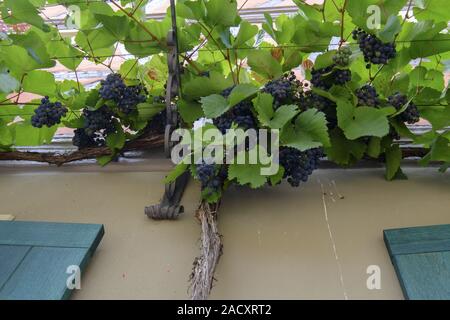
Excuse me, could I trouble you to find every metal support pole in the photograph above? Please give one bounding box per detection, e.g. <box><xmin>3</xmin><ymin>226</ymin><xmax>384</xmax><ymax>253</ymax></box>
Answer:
<box><xmin>145</xmin><ymin>0</ymin><xmax>189</xmax><ymax>220</ymax></box>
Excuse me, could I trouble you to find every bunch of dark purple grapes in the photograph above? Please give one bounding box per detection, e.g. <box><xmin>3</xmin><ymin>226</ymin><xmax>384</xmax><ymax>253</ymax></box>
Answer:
<box><xmin>352</xmin><ymin>28</ymin><xmax>396</xmax><ymax>68</ymax></box>
<box><xmin>72</xmin><ymin>129</ymin><xmax>105</xmax><ymax>149</ymax></box>
<box><xmin>72</xmin><ymin>106</ymin><xmax>116</xmax><ymax>149</ymax></box>
<box><xmin>388</xmin><ymin>92</ymin><xmax>420</xmax><ymax>124</ymax></box>
<box><xmin>146</xmin><ymin>96</ymin><xmax>167</xmax><ymax>134</ymax></box>
<box><xmin>31</xmin><ymin>96</ymin><xmax>68</xmax><ymax>128</ymax></box>
<box><xmin>311</xmin><ymin>65</ymin><xmax>352</xmax><ymax>90</ymax></box>
<box><xmin>355</xmin><ymin>85</ymin><xmax>380</xmax><ymax>107</ymax></box>
<box><xmin>262</xmin><ymin>71</ymin><xmax>303</xmax><ymax>108</ymax></box>
<box><xmin>213</xmin><ymin>87</ymin><xmax>257</xmax><ymax>134</ymax></box>
<box><xmin>279</xmin><ymin>147</ymin><xmax>323</xmax><ymax>187</ymax></box>
<box><xmin>99</xmin><ymin>73</ymin><xmax>146</xmax><ymax>114</ymax></box>
<box><xmin>195</xmin><ymin>163</ymin><xmax>228</xmax><ymax>195</ymax></box>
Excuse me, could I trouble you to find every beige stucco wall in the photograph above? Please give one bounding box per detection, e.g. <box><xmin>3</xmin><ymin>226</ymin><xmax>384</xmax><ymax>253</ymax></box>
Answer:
<box><xmin>0</xmin><ymin>164</ymin><xmax>448</xmax><ymax>299</ymax></box>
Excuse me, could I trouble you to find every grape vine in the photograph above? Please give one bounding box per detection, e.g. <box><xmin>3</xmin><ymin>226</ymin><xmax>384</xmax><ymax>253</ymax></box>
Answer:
<box><xmin>0</xmin><ymin>0</ymin><xmax>446</xmax><ymax>199</ymax></box>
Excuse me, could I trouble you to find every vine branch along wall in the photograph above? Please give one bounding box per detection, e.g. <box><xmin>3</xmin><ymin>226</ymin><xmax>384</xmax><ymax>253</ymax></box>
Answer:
<box><xmin>0</xmin><ymin>0</ymin><xmax>449</xmax><ymax>300</ymax></box>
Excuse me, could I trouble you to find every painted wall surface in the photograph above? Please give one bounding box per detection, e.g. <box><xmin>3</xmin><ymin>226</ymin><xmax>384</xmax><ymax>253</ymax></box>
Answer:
<box><xmin>0</xmin><ymin>166</ymin><xmax>448</xmax><ymax>299</ymax></box>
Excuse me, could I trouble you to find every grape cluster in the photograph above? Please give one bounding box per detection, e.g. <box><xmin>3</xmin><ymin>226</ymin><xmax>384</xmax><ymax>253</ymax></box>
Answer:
<box><xmin>117</xmin><ymin>85</ymin><xmax>146</xmax><ymax>114</ymax></box>
<box><xmin>99</xmin><ymin>73</ymin><xmax>125</xmax><ymax>101</ymax></box>
<box><xmin>195</xmin><ymin>163</ymin><xmax>227</xmax><ymax>194</ymax></box>
<box><xmin>300</xmin><ymin>91</ymin><xmax>333</xmax><ymax>111</ymax></box>
<box><xmin>333</xmin><ymin>46</ymin><xmax>352</xmax><ymax>67</ymax></box>
<box><xmin>213</xmin><ymin>87</ymin><xmax>257</xmax><ymax>134</ymax></box>
<box><xmin>352</xmin><ymin>28</ymin><xmax>396</xmax><ymax>67</ymax></box>
<box><xmin>72</xmin><ymin>105</ymin><xmax>116</xmax><ymax>150</ymax></box>
<box><xmin>279</xmin><ymin>147</ymin><xmax>323</xmax><ymax>187</ymax></box>
<box><xmin>311</xmin><ymin>66</ymin><xmax>351</xmax><ymax>90</ymax></box>
<box><xmin>145</xmin><ymin>96</ymin><xmax>167</xmax><ymax>134</ymax></box>
<box><xmin>99</xmin><ymin>73</ymin><xmax>146</xmax><ymax>114</ymax></box>
<box><xmin>147</xmin><ymin>110</ymin><xmax>167</xmax><ymax>134</ymax></box>
<box><xmin>388</xmin><ymin>93</ymin><xmax>420</xmax><ymax>124</ymax></box>
<box><xmin>389</xmin><ymin>126</ymin><xmax>401</xmax><ymax>141</ymax></box>
<box><xmin>83</xmin><ymin>106</ymin><xmax>115</xmax><ymax>136</ymax></box>
<box><xmin>262</xmin><ymin>71</ymin><xmax>303</xmax><ymax>108</ymax></box>
<box><xmin>31</xmin><ymin>96</ymin><xmax>68</xmax><ymax>128</ymax></box>
<box><xmin>72</xmin><ymin>129</ymin><xmax>105</xmax><ymax>149</ymax></box>
<box><xmin>355</xmin><ymin>85</ymin><xmax>380</xmax><ymax>107</ymax></box>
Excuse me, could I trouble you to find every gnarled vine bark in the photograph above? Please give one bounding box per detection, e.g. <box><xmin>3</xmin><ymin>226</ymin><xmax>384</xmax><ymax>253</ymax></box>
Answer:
<box><xmin>189</xmin><ymin>201</ymin><xmax>223</xmax><ymax>300</ymax></box>
<box><xmin>0</xmin><ymin>133</ymin><xmax>164</xmax><ymax>166</ymax></box>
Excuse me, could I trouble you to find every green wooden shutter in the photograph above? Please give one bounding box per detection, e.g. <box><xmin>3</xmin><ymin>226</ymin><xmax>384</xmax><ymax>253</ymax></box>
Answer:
<box><xmin>384</xmin><ymin>224</ymin><xmax>450</xmax><ymax>300</ymax></box>
<box><xmin>0</xmin><ymin>221</ymin><xmax>104</xmax><ymax>300</ymax></box>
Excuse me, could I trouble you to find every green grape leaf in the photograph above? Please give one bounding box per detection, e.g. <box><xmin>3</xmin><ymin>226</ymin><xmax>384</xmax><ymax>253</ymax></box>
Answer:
<box><xmin>385</xmin><ymin>144</ymin><xmax>402</xmax><ymax>181</ymax></box>
<box><xmin>247</xmin><ymin>50</ymin><xmax>283</xmax><ymax>79</ymax></box>
<box><xmin>282</xmin><ymin>108</ymin><xmax>330</xmax><ymax>151</ymax></box>
<box><xmin>0</xmin><ymin>45</ymin><xmax>39</xmax><ymax>77</ymax></box>
<box><xmin>0</xmin><ymin>70</ymin><xmax>19</xmax><ymax>93</ymax></box>
<box><xmin>23</xmin><ymin>70</ymin><xmax>56</xmax><ymax>96</ymax></box>
<box><xmin>228</xmin><ymin>159</ymin><xmax>268</xmax><ymax>189</ymax></box>
<box><xmin>409</xmin><ymin>34</ymin><xmax>450</xmax><ymax>58</ymax></box>
<box><xmin>106</xmin><ymin>128</ymin><xmax>126</xmax><ymax>151</ymax></box>
<box><xmin>253</xmin><ymin>93</ymin><xmax>275</xmax><ymax>126</ymax></box>
<box><xmin>337</xmin><ymin>99</ymin><xmax>389</xmax><ymax>139</ymax></box>
<box><xmin>234</xmin><ymin>21</ymin><xmax>258</xmax><ymax>47</ymax></box>
<box><xmin>269</xmin><ymin>166</ymin><xmax>285</xmax><ymax>186</ymax></box>
<box><xmin>182</xmin><ymin>71</ymin><xmax>233</xmax><ymax>100</ymax></box>
<box><xmin>227</xmin><ymin>84</ymin><xmax>259</xmax><ymax>107</ymax></box>
<box><xmin>201</xmin><ymin>84</ymin><xmax>258</xmax><ymax>118</ymax></box>
<box><xmin>94</xmin><ymin>14</ymin><xmax>130</xmax><ymax>40</ymax></box>
<box><xmin>314</xmin><ymin>51</ymin><xmax>336</xmax><ymax>70</ymax></box>
<box><xmin>367</xmin><ymin>136</ymin><xmax>382</xmax><ymax>158</ymax></box>
<box><xmin>413</xmin><ymin>0</ymin><xmax>450</xmax><ymax>23</ymax></box>
<box><xmin>3</xmin><ymin>0</ymin><xmax>49</xmax><ymax>31</ymax></box>
<box><xmin>428</xmin><ymin>135</ymin><xmax>450</xmax><ymax>162</ymax></box>
<box><xmin>325</xmin><ymin>128</ymin><xmax>367</xmax><ymax>165</ymax></box>
<box><xmin>268</xmin><ymin>105</ymin><xmax>299</xmax><ymax>129</ymax></box>
<box><xmin>164</xmin><ymin>162</ymin><xmax>190</xmax><ymax>184</ymax></box>
<box><xmin>119</xmin><ymin>59</ymin><xmax>139</xmax><ymax>80</ymax></box>
<box><xmin>204</xmin><ymin>0</ymin><xmax>238</xmax><ymax>27</ymax></box>
<box><xmin>75</xmin><ymin>28</ymin><xmax>117</xmax><ymax>53</ymax></box>
<box><xmin>418</xmin><ymin>105</ymin><xmax>450</xmax><ymax>130</ymax></box>
<box><xmin>13</xmin><ymin>123</ymin><xmax>57</xmax><ymax>146</ymax></box>
<box><xmin>47</xmin><ymin>40</ymin><xmax>83</xmax><ymax>71</ymax></box>
<box><xmin>201</xmin><ymin>94</ymin><xmax>228</xmax><ymax>118</ymax></box>
<box><xmin>0</xmin><ymin>120</ymin><xmax>14</xmax><ymax>147</ymax></box>
<box><xmin>178</xmin><ymin>99</ymin><xmax>204</xmax><ymax>124</ymax></box>
<box><xmin>378</xmin><ymin>15</ymin><xmax>401</xmax><ymax>43</ymax></box>
<box><xmin>136</xmin><ymin>103</ymin><xmax>165</xmax><ymax>122</ymax></box>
